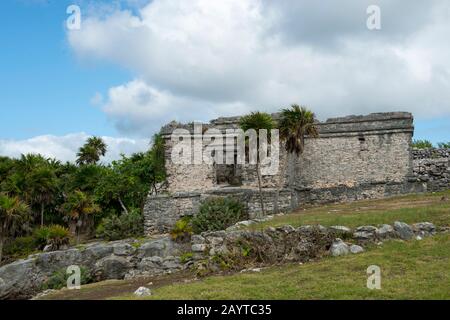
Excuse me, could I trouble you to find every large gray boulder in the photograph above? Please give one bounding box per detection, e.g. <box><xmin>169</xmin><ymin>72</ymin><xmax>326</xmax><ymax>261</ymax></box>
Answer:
<box><xmin>81</xmin><ymin>243</ymin><xmax>114</xmax><ymax>265</ymax></box>
<box><xmin>394</xmin><ymin>221</ymin><xmax>414</xmax><ymax>240</ymax></box>
<box><xmin>35</xmin><ymin>249</ymin><xmax>83</xmax><ymax>272</ymax></box>
<box><xmin>0</xmin><ymin>258</ymin><xmax>39</xmax><ymax>300</ymax></box>
<box><xmin>94</xmin><ymin>255</ymin><xmax>132</xmax><ymax>281</ymax></box>
<box><xmin>138</xmin><ymin>238</ymin><xmax>177</xmax><ymax>258</ymax></box>
<box><xmin>113</xmin><ymin>243</ymin><xmax>136</xmax><ymax>256</ymax></box>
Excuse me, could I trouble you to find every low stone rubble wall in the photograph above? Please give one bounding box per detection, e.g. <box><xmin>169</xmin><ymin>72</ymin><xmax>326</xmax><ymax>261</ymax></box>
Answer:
<box><xmin>412</xmin><ymin>148</ymin><xmax>450</xmax><ymax>191</ymax></box>
<box><xmin>0</xmin><ymin>220</ymin><xmax>446</xmax><ymax>300</ymax></box>
<box><xmin>190</xmin><ymin>221</ymin><xmax>443</xmax><ymax>270</ymax></box>
<box><xmin>143</xmin><ymin>188</ymin><xmax>292</xmax><ymax>235</ymax></box>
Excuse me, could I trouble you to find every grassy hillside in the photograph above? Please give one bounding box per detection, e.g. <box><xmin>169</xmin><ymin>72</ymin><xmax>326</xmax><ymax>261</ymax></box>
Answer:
<box><xmin>42</xmin><ymin>190</ymin><xmax>450</xmax><ymax>300</ymax></box>
<box><xmin>250</xmin><ymin>190</ymin><xmax>450</xmax><ymax>230</ymax></box>
<box><xmin>123</xmin><ymin>234</ymin><xmax>449</xmax><ymax>300</ymax></box>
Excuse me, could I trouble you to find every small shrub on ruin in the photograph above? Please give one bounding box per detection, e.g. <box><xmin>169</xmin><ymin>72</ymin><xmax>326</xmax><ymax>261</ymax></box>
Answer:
<box><xmin>170</xmin><ymin>216</ymin><xmax>193</xmax><ymax>242</ymax></box>
<box><xmin>96</xmin><ymin>209</ymin><xmax>144</xmax><ymax>241</ymax></box>
<box><xmin>412</xmin><ymin>139</ymin><xmax>433</xmax><ymax>149</ymax></box>
<box><xmin>191</xmin><ymin>197</ymin><xmax>247</xmax><ymax>234</ymax></box>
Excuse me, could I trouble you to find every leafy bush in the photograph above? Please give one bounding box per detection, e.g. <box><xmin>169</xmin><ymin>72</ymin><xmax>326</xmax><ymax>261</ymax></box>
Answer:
<box><xmin>33</xmin><ymin>227</ymin><xmax>50</xmax><ymax>249</ymax></box>
<box><xmin>3</xmin><ymin>236</ymin><xmax>37</xmax><ymax>258</ymax></box>
<box><xmin>412</xmin><ymin>139</ymin><xmax>433</xmax><ymax>149</ymax></box>
<box><xmin>41</xmin><ymin>266</ymin><xmax>92</xmax><ymax>290</ymax></box>
<box><xmin>180</xmin><ymin>252</ymin><xmax>194</xmax><ymax>264</ymax></box>
<box><xmin>96</xmin><ymin>209</ymin><xmax>143</xmax><ymax>241</ymax></box>
<box><xmin>437</xmin><ymin>142</ymin><xmax>450</xmax><ymax>149</ymax></box>
<box><xmin>47</xmin><ymin>225</ymin><xmax>70</xmax><ymax>248</ymax></box>
<box><xmin>170</xmin><ymin>216</ymin><xmax>193</xmax><ymax>242</ymax></box>
<box><xmin>33</xmin><ymin>225</ymin><xmax>70</xmax><ymax>250</ymax></box>
<box><xmin>191</xmin><ymin>197</ymin><xmax>247</xmax><ymax>233</ymax></box>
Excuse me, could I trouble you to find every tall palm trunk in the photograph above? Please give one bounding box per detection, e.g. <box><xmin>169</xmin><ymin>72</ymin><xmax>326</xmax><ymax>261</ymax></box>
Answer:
<box><xmin>256</xmin><ymin>162</ymin><xmax>265</xmax><ymax>217</ymax></box>
<box><xmin>287</xmin><ymin>152</ymin><xmax>297</xmax><ymax>209</ymax></box>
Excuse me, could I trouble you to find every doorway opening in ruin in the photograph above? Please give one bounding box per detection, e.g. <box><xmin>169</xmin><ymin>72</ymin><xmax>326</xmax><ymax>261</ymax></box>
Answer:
<box><xmin>215</xmin><ymin>154</ymin><xmax>243</xmax><ymax>186</ymax></box>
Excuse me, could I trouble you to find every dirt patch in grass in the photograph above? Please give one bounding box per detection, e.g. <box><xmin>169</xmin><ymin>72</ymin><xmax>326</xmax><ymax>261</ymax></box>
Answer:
<box><xmin>39</xmin><ymin>271</ymin><xmax>197</xmax><ymax>300</ymax></box>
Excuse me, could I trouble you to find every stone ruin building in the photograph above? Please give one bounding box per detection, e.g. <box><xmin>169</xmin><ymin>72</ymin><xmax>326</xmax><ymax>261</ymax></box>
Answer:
<box><xmin>143</xmin><ymin>112</ymin><xmax>449</xmax><ymax>235</ymax></box>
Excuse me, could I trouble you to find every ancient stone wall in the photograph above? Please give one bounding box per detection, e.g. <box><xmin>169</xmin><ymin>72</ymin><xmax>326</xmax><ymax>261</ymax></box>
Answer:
<box><xmin>412</xmin><ymin>148</ymin><xmax>449</xmax><ymax>191</ymax></box>
<box><xmin>163</xmin><ymin>133</ymin><xmax>216</xmax><ymax>193</ymax></box>
<box><xmin>145</xmin><ymin>112</ymin><xmax>423</xmax><ymax>234</ymax></box>
<box><xmin>143</xmin><ymin>192</ymin><xmax>202</xmax><ymax>234</ymax></box>
<box><xmin>143</xmin><ymin>188</ymin><xmax>293</xmax><ymax>235</ymax></box>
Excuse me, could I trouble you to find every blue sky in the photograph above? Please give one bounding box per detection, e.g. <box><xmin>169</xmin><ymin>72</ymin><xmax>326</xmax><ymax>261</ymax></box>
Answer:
<box><xmin>0</xmin><ymin>0</ymin><xmax>130</xmax><ymax>140</ymax></box>
<box><xmin>0</xmin><ymin>0</ymin><xmax>449</xmax><ymax>161</ymax></box>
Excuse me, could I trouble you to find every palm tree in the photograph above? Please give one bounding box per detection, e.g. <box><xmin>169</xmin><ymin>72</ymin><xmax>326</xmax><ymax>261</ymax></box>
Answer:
<box><xmin>28</xmin><ymin>166</ymin><xmax>57</xmax><ymax>226</ymax></box>
<box><xmin>4</xmin><ymin>154</ymin><xmax>57</xmax><ymax>226</ymax></box>
<box><xmin>61</xmin><ymin>190</ymin><xmax>100</xmax><ymax>243</ymax></box>
<box><xmin>0</xmin><ymin>194</ymin><xmax>30</xmax><ymax>262</ymax></box>
<box><xmin>279</xmin><ymin>105</ymin><xmax>319</xmax><ymax>208</ymax></box>
<box><xmin>76</xmin><ymin>136</ymin><xmax>107</xmax><ymax>165</ymax></box>
<box><xmin>239</xmin><ymin>112</ymin><xmax>275</xmax><ymax>216</ymax></box>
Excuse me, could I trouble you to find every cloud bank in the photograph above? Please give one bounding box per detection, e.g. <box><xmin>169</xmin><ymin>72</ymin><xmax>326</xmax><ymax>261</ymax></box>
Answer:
<box><xmin>67</xmin><ymin>0</ymin><xmax>450</xmax><ymax>137</ymax></box>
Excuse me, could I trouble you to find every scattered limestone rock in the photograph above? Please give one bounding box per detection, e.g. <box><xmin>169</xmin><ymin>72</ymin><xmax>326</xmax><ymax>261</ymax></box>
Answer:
<box><xmin>31</xmin><ymin>289</ymin><xmax>57</xmax><ymax>300</ymax></box>
<box><xmin>134</xmin><ymin>286</ymin><xmax>151</xmax><ymax>297</ymax></box>
<box><xmin>412</xmin><ymin>222</ymin><xmax>436</xmax><ymax>234</ymax></box>
<box><xmin>113</xmin><ymin>243</ymin><xmax>136</xmax><ymax>256</ymax></box>
<box><xmin>353</xmin><ymin>231</ymin><xmax>374</xmax><ymax>241</ymax></box>
<box><xmin>330</xmin><ymin>226</ymin><xmax>352</xmax><ymax>236</ymax></box>
<box><xmin>191</xmin><ymin>235</ymin><xmax>205</xmax><ymax>244</ymax></box>
<box><xmin>240</xmin><ymin>268</ymin><xmax>262</xmax><ymax>273</ymax></box>
<box><xmin>376</xmin><ymin>224</ymin><xmax>395</xmax><ymax>238</ymax></box>
<box><xmin>394</xmin><ymin>221</ymin><xmax>414</xmax><ymax>240</ymax></box>
<box><xmin>192</xmin><ymin>244</ymin><xmax>206</xmax><ymax>252</ymax></box>
<box><xmin>349</xmin><ymin>244</ymin><xmax>364</xmax><ymax>254</ymax></box>
<box><xmin>237</xmin><ymin>220</ymin><xmax>256</xmax><ymax>227</ymax></box>
<box><xmin>356</xmin><ymin>226</ymin><xmax>378</xmax><ymax>233</ymax></box>
<box><xmin>330</xmin><ymin>239</ymin><xmax>349</xmax><ymax>256</ymax></box>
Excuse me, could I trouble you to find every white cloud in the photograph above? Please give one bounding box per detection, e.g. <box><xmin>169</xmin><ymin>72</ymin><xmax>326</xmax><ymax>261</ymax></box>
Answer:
<box><xmin>0</xmin><ymin>133</ymin><xmax>149</xmax><ymax>163</ymax></box>
<box><xmin>68</xmin><ymin>0</ymin><xmax>450</xmax><ymax>136</ymax></box>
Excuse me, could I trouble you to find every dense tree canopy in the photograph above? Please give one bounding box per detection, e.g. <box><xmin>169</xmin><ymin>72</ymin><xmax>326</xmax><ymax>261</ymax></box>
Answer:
<box><xmin>0</xmin><ymin>134</ymin><xmax>166</xmax><ymax>262</ymax></box>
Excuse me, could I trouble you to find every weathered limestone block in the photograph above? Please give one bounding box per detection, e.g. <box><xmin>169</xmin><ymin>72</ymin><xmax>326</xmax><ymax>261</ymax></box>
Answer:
<box><xmin>94</xmin><ymin>255</ymin><xmax>132</xmax><ymax>281</ymax></box>
<box><xmin>376</xmin><ymin>224</ymin><xmax>395</xmax><ymax>239</ymax></box>
<box><xmin>394</xmin><ymin>221</ymin><xmax>414</xmax><ymax>240</ymax></box>
<box><xmin>330</xmin><ymin>239</ymin><xmax>350</xmax><ymax>256</ymax></box>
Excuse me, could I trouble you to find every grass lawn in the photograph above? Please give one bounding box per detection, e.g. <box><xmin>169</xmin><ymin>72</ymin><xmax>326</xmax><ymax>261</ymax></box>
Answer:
<box><xmin>43</xmin><ymin>190</ymin><xmax>450</xmax><ymax>300</ymax></box>
<box><xmin>120</xmin><ymin>234</ymin><xmax>449</xmax><ymax>300</ymax></box>
<box><xmin>250</xmin><ymin>190</ymin><xmax>450</xmax><ymax>230</ymax></box>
